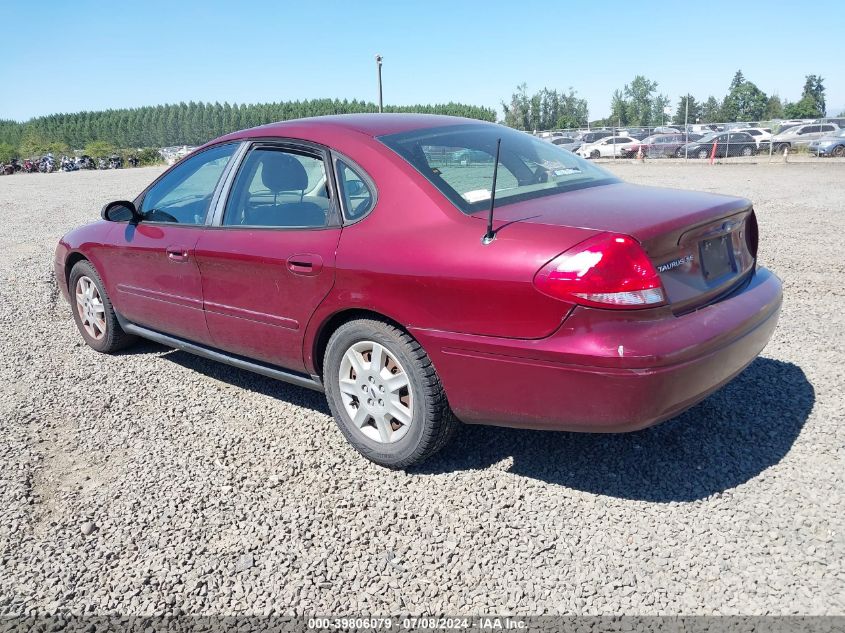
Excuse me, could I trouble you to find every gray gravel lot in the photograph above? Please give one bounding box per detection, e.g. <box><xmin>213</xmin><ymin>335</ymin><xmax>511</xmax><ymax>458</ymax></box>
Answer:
<box><xmin>0</xmin><ymin>162</ymin><xmax>842</xmax><ymax>617</ymax></box>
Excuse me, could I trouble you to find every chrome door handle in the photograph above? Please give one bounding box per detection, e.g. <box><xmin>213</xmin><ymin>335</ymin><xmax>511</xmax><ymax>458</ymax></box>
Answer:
<box><xmin>166</xmin><ymin>247</ymin><xmax>189</xmax><ymax>262</ymax></box>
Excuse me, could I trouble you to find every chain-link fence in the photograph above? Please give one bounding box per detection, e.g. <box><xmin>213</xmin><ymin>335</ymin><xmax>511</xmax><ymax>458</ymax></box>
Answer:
<box><xmin>533</xmin><ymin>118</ymin><xmax>845</xmax><ymax>161</ymax></box>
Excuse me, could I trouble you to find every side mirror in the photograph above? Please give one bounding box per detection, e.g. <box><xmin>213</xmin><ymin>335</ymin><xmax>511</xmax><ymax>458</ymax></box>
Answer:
<box><xmin>101</xmin><ymin>200</ymin><xmax>140</xmax><ymax>223</ymax></box>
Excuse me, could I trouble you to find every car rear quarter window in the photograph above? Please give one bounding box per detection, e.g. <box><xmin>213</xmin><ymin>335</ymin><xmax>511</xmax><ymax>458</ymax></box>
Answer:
<box><xmin>335</xmin><ymin>158</ymin><xmax>375</xmax><ymax>222</ymax></box>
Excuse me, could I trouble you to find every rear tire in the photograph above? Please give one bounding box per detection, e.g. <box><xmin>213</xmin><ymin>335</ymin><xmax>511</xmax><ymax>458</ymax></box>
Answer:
<box><xmin>323</xmin><ymin>319</ymin><xmax>457</xmax><ymax>468</ymax></box>
<box><xmin>741</xmin><ymin>146</ymin><xmax>753</xmax><ymax>157</ymax></box>
<box><xmin>777</xmin><ymin>143</ymin><xmax>790</xmax><ymax>154</ymax></box>
<box><xmin>832</xmin><ymin>145</ymin><xmax>845</xmax><ymax>158</ymax></box>
<box><xmin>68</xmin><ymin>260</ymin><xmax>136</xmax><ymax>354</ymax></box>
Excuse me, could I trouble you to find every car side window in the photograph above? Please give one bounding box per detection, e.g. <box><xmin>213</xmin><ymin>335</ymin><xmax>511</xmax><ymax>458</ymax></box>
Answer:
<box><xmin>223</xmin><ymin>147</ymin><xmax>330</xmax><ymax>228</ymax></box>
<box><xmin>336</xmin><ymin>159</ymin><xmax>375</xmax><ymax>221</ymax></box>
<box><xmin>140</xmin><ymin>143</ymin><xmax>237</xmax><ymax>224</ymax></box>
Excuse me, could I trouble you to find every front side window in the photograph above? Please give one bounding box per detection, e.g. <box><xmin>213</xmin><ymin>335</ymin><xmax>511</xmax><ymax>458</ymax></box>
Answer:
<box><xmin>140</xmin><ymin>143</ymin><xmax>237</xmax><ymax>224</ymax></box>
<box><xmin>336</xmin><ymin>159</ymin><xmax>375</xmax><ymax>221</ymax></box>
<box><xmin>379</xmin><ymin>124</ymin><xmax>617</xmax><ymax>214</ymax></box>
<box><xmin>223</xmin><ymin>147</ymin><xmax>330</xmax><ymax>228</ymax></box>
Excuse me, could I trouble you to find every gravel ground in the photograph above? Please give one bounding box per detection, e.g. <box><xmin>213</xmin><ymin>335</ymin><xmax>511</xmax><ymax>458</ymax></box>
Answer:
<box><xmin>0</xmin><ymin>162</ymin><xmax>842</xmax><ymax>617</ymax></box>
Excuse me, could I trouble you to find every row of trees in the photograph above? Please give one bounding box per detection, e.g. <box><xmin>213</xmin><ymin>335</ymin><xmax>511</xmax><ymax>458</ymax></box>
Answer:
<box><xmin>502</xmin><ymin>85</ymin><xmax>588</xmax><ymax>131</ymax></box>
<box><xmin>505</xmin><ymin>71</ymin><xmax>837</xmax><ymax>132</ymax></box>
<box><xmin>0</xmin><ymin>73</ymin><xmax>838</xmax><ymax>159</ymax></box>
<box><xmin>0</xmin><ymin>99</ymin><xmax>496</xmax><ymax>159</ymax></box>
<box><xmin>671</xmin><ymin>72</ymin><xmax>829</xmax><ymax>126</ymax></box>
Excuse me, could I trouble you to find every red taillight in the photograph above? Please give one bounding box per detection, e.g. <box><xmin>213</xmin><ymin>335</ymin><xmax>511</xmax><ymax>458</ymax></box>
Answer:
<box><xmin>745</xmin><ymin>211</ymin><xmax>759</xmax><ymax>258</ymax></box>
<box><xmin>533</xmin><ymin>233</ymin><xmax>666</xmax><ymax>309</ymax></box>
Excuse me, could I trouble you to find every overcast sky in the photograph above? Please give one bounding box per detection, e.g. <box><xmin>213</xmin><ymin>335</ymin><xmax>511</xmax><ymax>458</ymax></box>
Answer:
<box><xmin>3</xmin><ymin>0</ymin><xmax>843</xmax><ymax>122</ymax></box>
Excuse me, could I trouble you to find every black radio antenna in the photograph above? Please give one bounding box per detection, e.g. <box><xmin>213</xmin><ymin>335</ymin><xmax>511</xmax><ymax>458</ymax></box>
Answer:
<box><xmin>482</xmin><ymin>138</ymin><xmax>502</xmax><ymax>245</ymax></box>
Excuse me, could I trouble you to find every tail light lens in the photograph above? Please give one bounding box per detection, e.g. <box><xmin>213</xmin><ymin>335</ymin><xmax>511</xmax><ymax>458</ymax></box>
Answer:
<box><xmin>745</xmin><ymin>210</ymin><xmax>759</xmax><ymax>258</ymax></box>
<box><xmin>534</xmin><ymin>233</ymin><xmax>666</xmax><ymax>309</ymax></box>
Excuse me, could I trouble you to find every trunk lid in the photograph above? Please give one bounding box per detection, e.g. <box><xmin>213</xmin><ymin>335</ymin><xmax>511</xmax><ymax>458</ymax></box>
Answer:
<box><xmin>473</xmin><ymin>182</ymin><xmax>757</xmax><ymax>312</ymax></box>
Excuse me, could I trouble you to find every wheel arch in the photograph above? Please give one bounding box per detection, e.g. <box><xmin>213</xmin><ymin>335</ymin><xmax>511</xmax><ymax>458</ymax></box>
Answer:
<box><xmin>64</xmin><ymin>251</ymin><xmax>90</xmax><ymax>287</ymax></box>
<box><xmin>309</xmin><ymin>308</ymin><xmax>411</xmax><ymax>380</ymax></box>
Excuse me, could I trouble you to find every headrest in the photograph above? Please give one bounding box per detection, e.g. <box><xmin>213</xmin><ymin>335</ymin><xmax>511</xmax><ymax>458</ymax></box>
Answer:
<box><xmin>260</xmin><ymin>152</ymin><xmax>308</xmax><ymax>192</ymax></box>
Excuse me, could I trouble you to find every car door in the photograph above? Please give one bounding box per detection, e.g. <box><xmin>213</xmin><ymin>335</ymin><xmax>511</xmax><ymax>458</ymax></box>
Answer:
<box><xmin>797</xmin><ymin>125</ymin><xmax>820</xmax><ymax>146</ymax></box>
<box><xmin>194</xmin><ymin>142</ymin><xmax>342</xmax><ymax>372</ymax></box>
<box><xmin>106</xmin><ymin>142</ymin><xmax>240</xmax><ymax>343</ymax></box>
<box><xmin>714</xmin><ymin>134</ymin><xmax>729</xmax><ymax>157</ymax></box>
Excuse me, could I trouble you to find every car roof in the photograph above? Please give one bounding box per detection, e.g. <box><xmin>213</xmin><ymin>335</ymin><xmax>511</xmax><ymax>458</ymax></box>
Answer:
<box><xmin>222</xmin><ymin>113</ymin><xmax>489</xmax><ymax>141</ymax></box>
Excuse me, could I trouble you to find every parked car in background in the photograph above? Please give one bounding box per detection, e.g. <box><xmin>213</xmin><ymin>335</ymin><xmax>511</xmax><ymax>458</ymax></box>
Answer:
<box><xmin>54</xmin><ymin>113</ymin><xmax>781</xmax><ymax>468</ymax></box>
<box><xmin>577</xmin><ymin>130</ymin><xmax>614</xmax><ymax>144</ymax></box>
<box><xmin>624</xmin><ymin>127</ymin><xmax>651</xmax><ymax>140</ymax></box>
<box><xmin>679</xmin><ymin>132</ymin><xmax>757</xmax><ymax>158</ymax></box>
<box><xmin>769</xmin><ymin>123</ymin><xmax>840</xmax><ymax>153</ymax></box>
<box><xmin>577</xmin><ymin>135</ymin><xmax>640</xmax><ymax>158</ymax></box>
<box><xmin>450</xmin><ymin>148</ymin><xmax>494</xmax><ymax>164</ymax></box>
<box><xmin>813</xmin><ymin>118</ymin><xmax>845</xmax><ymax>128</ymax></box>
<box><xmin>807</xmin><ymin>128</ymin><xmax>845</xmax><ymax>157</ymax></box>
<box><xmin>621</xmin><ymin>134</ymin><xmax>704</xmax><ymax>158</ymax></box>
<box><xmin>652</xmin><ymin>126</ymin><xmax>681</xmax><ymax>134</ymax></box>
<box><xmin>549</xmin><ymin>136</ymin><xmax>582</xmax><ymax>152</ymax></box>
<box><xmin>735</xmin><ymin>127</ymin><xmax>772</xmax><ymax>149</ymax></box>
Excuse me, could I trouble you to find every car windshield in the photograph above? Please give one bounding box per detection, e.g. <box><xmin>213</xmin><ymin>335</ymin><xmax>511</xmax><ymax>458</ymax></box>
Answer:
<box><xmin>379</xmin><ymin>124</ymin><xmax>619</xmax><ymax>214</ymax></box>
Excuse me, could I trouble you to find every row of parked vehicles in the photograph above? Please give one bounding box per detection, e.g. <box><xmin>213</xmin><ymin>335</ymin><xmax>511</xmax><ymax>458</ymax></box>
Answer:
<box><xmin>544</xmin><ymin>119</ymin><xmax>845</xmax><ymax>159</ymax></box>
<box><xmin>1</xmin><ymin>153</ymin><xmax>139</xmax><ymax>175</ymax></box>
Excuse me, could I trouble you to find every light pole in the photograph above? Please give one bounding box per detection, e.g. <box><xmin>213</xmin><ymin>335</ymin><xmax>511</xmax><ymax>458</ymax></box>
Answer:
<box><xmin>375</xmin><ymin>55</ymin><xmax>383</xmax><ymax>113</ymax></box>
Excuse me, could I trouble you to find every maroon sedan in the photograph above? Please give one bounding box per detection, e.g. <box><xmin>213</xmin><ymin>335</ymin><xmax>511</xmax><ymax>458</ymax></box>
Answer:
<box><xmin>55</xmin><ymin>115</ymin><xmax>782</xmax><ymax>468</ymax></box>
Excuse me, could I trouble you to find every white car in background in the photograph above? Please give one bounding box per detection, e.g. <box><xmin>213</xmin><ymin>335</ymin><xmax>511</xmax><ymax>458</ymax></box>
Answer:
<box><xmin>736</xmin><ymin>127</ymin><xmax>772</xmax><ymax>148</ymax></box>
<box><xmin>576</xmin><ymin>135</ymin><xmax>639</xmax><ymax>159</ymax></box>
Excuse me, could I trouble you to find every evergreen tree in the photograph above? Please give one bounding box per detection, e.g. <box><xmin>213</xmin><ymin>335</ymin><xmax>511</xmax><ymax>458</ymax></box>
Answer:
<box><xmin>700</xmin><ymin>96</ymin><xmax>721</xmax><ymax>123</ymax></box>
<box><xmin>674</xmin><ymin>95</ymin><xmax>701</xmax><ymax>126</ymax></box>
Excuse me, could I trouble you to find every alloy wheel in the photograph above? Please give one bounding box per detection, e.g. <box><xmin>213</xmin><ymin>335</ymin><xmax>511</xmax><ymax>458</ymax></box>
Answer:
<box><xmin>338</xmin><ymin>340</ymin><xmax>413</xmax><ymax>444</ymax></box>
<box><xmin>75</xmin><ymin>276</ymin><xmax>107</xmax><ymax>340</ymax></box>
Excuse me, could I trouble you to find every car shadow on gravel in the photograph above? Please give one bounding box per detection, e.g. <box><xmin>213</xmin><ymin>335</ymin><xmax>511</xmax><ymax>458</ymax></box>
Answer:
<box><xmin>159</xmin><ymin>349</ymin><xmax>332</xmax><ymax>413</ymax></box>
<box><xmin>415</xmin><ymin>358</ymin><xmax>815</xmax><ymax>502</ymax></box>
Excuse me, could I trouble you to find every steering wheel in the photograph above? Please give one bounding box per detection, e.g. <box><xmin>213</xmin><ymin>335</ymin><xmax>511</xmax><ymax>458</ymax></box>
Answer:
<box><xmin>144</xmin><ymin>209</ymin><xmax>180</xmax><ymax>223</ymax></box>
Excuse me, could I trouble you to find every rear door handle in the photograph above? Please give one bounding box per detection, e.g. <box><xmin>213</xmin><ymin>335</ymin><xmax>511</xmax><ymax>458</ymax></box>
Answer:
<box><xmin>286</xmin><ymin>254</ymin><xmax>323</xmax><ymax>276</ymax></box>
<box><xmin>166</xmin><ymin>246</ymin><xmax>189</xmax><ymax>262</ymax></box>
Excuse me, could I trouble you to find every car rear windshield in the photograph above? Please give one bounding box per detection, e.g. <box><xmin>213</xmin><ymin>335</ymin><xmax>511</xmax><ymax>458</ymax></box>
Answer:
<box><xmin>379</xmin><ymin>124</ymin><xmax>618</xmax><ymax>214</ymax></box>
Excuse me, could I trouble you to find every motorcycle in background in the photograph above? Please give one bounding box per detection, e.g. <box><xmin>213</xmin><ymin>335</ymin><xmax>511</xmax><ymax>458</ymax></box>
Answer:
<box><xmin>75</xmin><ymin>155</ymin><xmax>95</xmax><ymax>170</ymax></box>
<box><xmin>23</xmin><ymin>159</ymin><xmax>38</xmax><ymax>173</ymax></box>
<box><xmin>128</xmin><ymin>155</ymin><xmax>139</xmax><ymax>167</ymax></box>
<box><xmin>2</xmin><ymin>158</ymin><xmax>21</xmax><ymax>175</ymax></box>
<box><xmin>60</xmin><ymin>156</ymin><xmax>78</xmax><ymax>172</ymax></box>
<box><xmin>39</xmin><ymin>154</ymin><xmax>56</xmax><ymax>173</ymax></box>
<box><xmin>108</xmin><ymin>154</ymin><xmax>123</xmax><ymax>169</ymax></box>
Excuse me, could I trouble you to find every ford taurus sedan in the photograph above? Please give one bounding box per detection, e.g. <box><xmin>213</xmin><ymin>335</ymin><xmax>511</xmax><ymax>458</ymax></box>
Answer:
<box><xmin>55</xmin><ymin>114</ymin><xmax>782</xmax><ymax>468</ymax></box>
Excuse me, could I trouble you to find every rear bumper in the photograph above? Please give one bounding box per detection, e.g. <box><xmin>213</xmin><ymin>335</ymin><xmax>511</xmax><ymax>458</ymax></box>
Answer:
<box><xmin>411</xmin><ymin>267</ymin><xmax>782</xmax><ymax>432</ymax></box>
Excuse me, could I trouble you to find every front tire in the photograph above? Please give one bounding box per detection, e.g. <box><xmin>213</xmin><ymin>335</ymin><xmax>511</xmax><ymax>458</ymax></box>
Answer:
<box><xmin>68</xmin><ymin>260</ymin><xmax>136</xmax><ymax>353</ymax></box>
<box><xmin>590</xmin><ymin>149</ymin><xmax>600</xmax><ymax>159</ymax></box>
<box><xmin>741</xmin><ymin>146</ymin><xmax>753</xmax><ymax>157</ymax></box>
<box><xmin>697</xmin><ymin>149</ymin><xmax>709</xmax><ymax>159</ymax></box>
<box><xmin>323</xmin><ymin>319</ymin><xmax>457</xmax><ymax>468</ymax></box>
